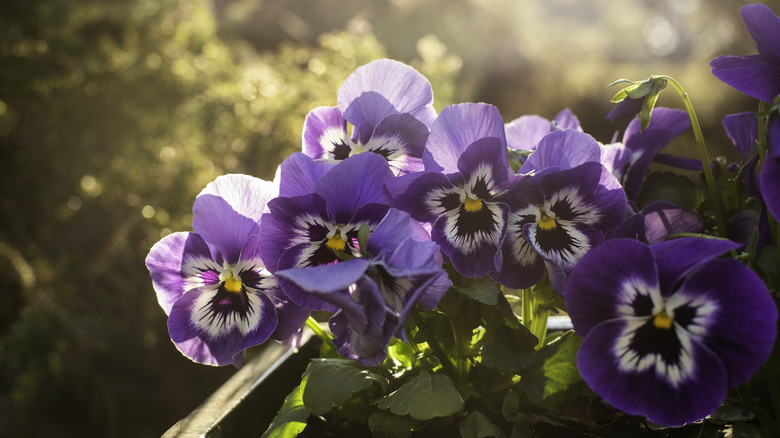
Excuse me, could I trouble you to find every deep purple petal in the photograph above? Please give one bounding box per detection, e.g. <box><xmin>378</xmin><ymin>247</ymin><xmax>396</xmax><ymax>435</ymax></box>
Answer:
<box><xmin>761</xmin><ymin>154</ymin><xmax>780</xmax><ymax>219</ymax></box>
<box><xmin>711</xmin><ymin>54</ymin><xmax>780</xmax><ymax>102</ymax></box>
<box><xmin>167</xmin><ymin>284</ymin><xmax>278</xmax><ymax>367</ymax></box>
<box><xmin>301</xmin><ymin>106</ymin><xmax>350</xmax><ymax>160</ymax></box>
<box><xmin>394</xmin><ymin>171</ymin><xmax>458</xmax><ymax>223</ymax></box>
<box><xmin>338</xmin><ymin>59</ymin><xmax>436</xmax><ymax>143</ymax></box>
<box><xmin>577</xmin><ymin>319</ymin><xmax>728</xmax><ymax>427</ymax></box>
<box><xmin>648</xmin><ymin>237</ymin><xmax>740</xmax><ymax>295</ymax></box>
<box><xmin>741</xmin><ymin>3</ymin><xmax>780</xmax><ymax>60</ymax></box>
<box><xmin>606</xmin><ymin>96</ymin><xmax>644</xmax><ymax>123</ymax></box>
<box><xmin>505</xmin><ymin>114</ymin><xmax>551</xmax><ymax>151</ymax></box>
<box><xmin>423</xmin><ymin>103</ymin><xmax>506</xmax><ymax>173</ymax></box>
<box><xmin>276</xmin><ymin>258</ymin><xmax>371</xmax><ymax>297</ymax></box>
<box><xmin>328</xmin><ymin>277</ymin><xmax>391</xmax><ymax>366</ymax></box>
<box><xmin>146</xmin><ymin>232</ymin><xmax>215</xmax><ymax>314</ymax></box>
<box><xmin>722</xmin><ymin>111</ymin><xmax>758</xmax><ymax>157</ymax></box>
<box><xmin>622</xmin><ymin>107</ymin><xmax>690</xmax><ymax>144</ymax></box>
<box><xmin>642</xmin><ymin>201</ymin><xmax>703</xmax><ymax>244</ymax></box>
<box><xmin>524</xmin><ymin>221</ymin><xmax>603</xmax><ymax>274</ymax></box>
<box><xmin>565</xmin><ymin>238</ymin><xmax>659</xmax><ymax>337</ymax></box>
<box><xmin>192</xmin><ymin>174</ymin><xmax>276</xmax><ymax>263</ymax></box>
<box><xmin>314</xmin><ymin>153</ymin><xmax>394</xmax><ymax>223</ymax></box>
<box><xmin>520</xmin><ymin>129</ymin><xmax>601</xmax><ymax>174</ymax></box>
<box><xmin>275</xmin><ymin>152</ymin><xmax>335</xmax><ymax>198</ymax></box>
<box><xmin>652</xmin><ymin>153</ymin><xmax>703</xmax><ymax>171</ymax></box>
<box><xmin>674</xmin><ymin>258</ymin><xmax>777</xmax><ymax>386</ymax></box>
<box><xmin>457</xmin><ymin>137</ymin><xmax>511</xmax><ymax>186</ymax></box>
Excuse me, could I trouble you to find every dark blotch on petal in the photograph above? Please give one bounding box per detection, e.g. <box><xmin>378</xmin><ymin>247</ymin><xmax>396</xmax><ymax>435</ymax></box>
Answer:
<box><xmin>629</xmin><ymin>320</ymin><xmax>682</xmax><ymax>366</ymax></box>
<box><xmin>457</xmin><ymin>204</ymin><xmax>497</xmax><ymax>236</ymax></box>
<box><xmin>632</xmin><ymin>294</ymin><xmax>654</xmax><ymax>317</ymax></box>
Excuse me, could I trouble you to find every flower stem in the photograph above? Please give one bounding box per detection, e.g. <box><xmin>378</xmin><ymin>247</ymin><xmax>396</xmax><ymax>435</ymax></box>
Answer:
<box><xmin>305</xmin><ymin>316</ymin><xmax>333</xmax><ymax>346</ymax></box>
<box><xmin>658</xmin><ymin>75</ymin><xmax>728</xmax><ymax>238</ymax></box>
<box><xmin>522</xmin><ymin>287</ymin><xmax>550</xmax><ymax>349</ymax></box>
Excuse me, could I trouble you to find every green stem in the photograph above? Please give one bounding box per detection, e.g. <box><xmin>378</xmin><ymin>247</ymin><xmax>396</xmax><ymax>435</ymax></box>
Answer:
<box><xmin>658</xmin><ymin>75</ymin><xmax>728</xmax><ymax>238</ymax></box>
<box><xmin>305</xmin><ymin>316</ymin><xmax>333</xmax><ymax>346</ymax></box>
<box><xmin>521</xmin><ymin>287</ymin><xmax>550</xmax><ymax>349</ymax></box>
<box><xmin>411</xmin><ymin>310</ymin><xmax>457</xmax><ymax>376</ymax></box>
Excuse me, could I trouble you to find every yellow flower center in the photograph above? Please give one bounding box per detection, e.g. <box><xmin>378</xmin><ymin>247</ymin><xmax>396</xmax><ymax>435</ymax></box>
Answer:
<box><xmin>538</xmin><ymin>211</ymin><xmax>556</xmax><ymax>230</ymax></box>
<box><xmin>327</xmin><ymin>233</ymin><xmax>347</xmax><ymax>251</ymax></box>
<box><xmin>222</xmin><ymin>268</ymin><xmax>242</xmax><ymax>293</ymax></box>
<box><xmin>653</xmin><ymin>311</ymin><xmax>674</xmax><ymax>330</ymax></box>
<box><xmin>463</xmin><ymin>197</ymin><xmax>483</xmax><ymax>212</ymax></box>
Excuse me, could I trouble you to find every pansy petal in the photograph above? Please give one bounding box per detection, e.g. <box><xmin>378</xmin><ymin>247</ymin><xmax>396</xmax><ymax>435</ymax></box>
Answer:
<box><xmin>741</xmin><ymin>3</ymin><xmax>780</xmax><ymax>60</ymax></box>
<box><xmin>648</xmin><ymin>237</ymin><xmax>740</xmax><ymax>294</ymax></box>
<box><xmin>167</xmin><ymin>285</ymin><xmax>278</xmax><ymax>366</ymax></box>
<box><xmin>711</xmin><ymin>54</ymin><xmax>780</xmax><ymax>102</ymax></box>
<box><xmin>328</xmin><ymin>277</ymin><xmax>391</xmax><ymax>365</ymax></box>
<box><xmin>276</xmin><ymin>258</ymin><xmax>371</xmax><ymax>297</ymax></box>
<box><xmin>578</xmin><ymin>319</ymin><xmax>728</xmax><ymax>427</ymax></box>
<box><xmin>314</xmin><ymin>153</ymin><xmax>394</xmax><ymax>223</ymax></box>
<box><xmin>552</xmin><ymin>108</ymin><xmax>582</xmax><ymax>131</ymax></box>
<box><xmin>193</xmin><ymin>174</ymin><xmax>276</xmax><ymax>263</ymax></box>
<box><xmin>606</xmin><ymin>97</ymin><xmax>644</xmax><ymax>123</ymax></box>
<box><xmin>423</xmin><ymin>103</ymin><xmax>506</xmax><ymax>173</ymax></box>
<box><xmin>565</xmin><ymin>238</ymin><xmax>659</xmax><ymax>337</ymax></box>
<box><xmin>505</xmin><ymin>114</ymin><xmax>551</xmax><ymax>151</ymax></box>
<box><xmin>525</xmin><ymin>221</ymin><xmax>603</xmax><ymax>273</ymax></box>
<box><xmin>432</xmin><ymin>201</ymin><xmax>508</xmax><ymax>277</ymax></box>
<box><xmin>276</xmin><ymin>153</ymin><xmax>335</xmax><ymax>198</ymax></box>
<box><xmin>146</xmin><ymin>232</ymin><xmax>214</xmax><ymax>314</ymax></box>
<box><xmin>394</xmin><ymin>171</ymin><xmax>459</xmax><ymax>223</ymax></box>
<box><xmin>457</xmin><ymin>137</ymin><xmax>511</xmax><ymax>187</ymax></box>
<box><xmin>520</xmin><ymin>129</ymin><xmax>601</xmax><ymax>174</ymax></box>
<box><xmin>302</xmin><ymin>106</ymin><xmax>351</xmax><ymax>161</ymax></box>
<box><xmin>722</xmin><ymin>111</ymin><xmax>758</xmax><ymax>157</ymax></box>
<box><xmin>642</xmin><ymin>201</ymin><xmax>703</xmax><ymax>244</ymax></box>
<box><xmin>492</xmin><ymin>202</ymin><xmax>546</xmax><ymax>289</ymax></box>
<box><xmin>761</xmin><ymin>154</ymin><xmax>780</xmax><ymax>219</ymax></box>
<box><xmin>674</xmin><ymin>258</ymin><xmax>777</xmax><ymax>386</ymax></box>
<box><xmin>364</xmin><ymin>113</ymin><xmax>429</xmax><ymax>174</ymax></box>
<box><xmin>338</xmin><ymin>59</ymin><xmax>436</xmax><ymax>144</ymax></box>
<box><xmin>367</xmin><ymin>208</ymin><xmax>432</xmax><ymax>257</ymax></box>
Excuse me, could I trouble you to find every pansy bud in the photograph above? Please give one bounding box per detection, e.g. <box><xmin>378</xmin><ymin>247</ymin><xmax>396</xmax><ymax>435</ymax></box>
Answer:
<box><xmin>607</xmin><ymin>76</ymin><xmax>668</xmax><ymax>131</ymax></box>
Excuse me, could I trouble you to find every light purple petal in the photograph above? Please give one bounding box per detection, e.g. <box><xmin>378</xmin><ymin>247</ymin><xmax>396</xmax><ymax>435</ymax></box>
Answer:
<box><xmin>367</xmin><ymin>208</ymin><xmax>432</xmax><ymax>258</ymax></box>
<box><xmin>552</xmin><ymin>108</ymin><xmax>582</xmax><ymax>131</ymax></box>
<box><xmin>741</xmin><ymin>3</ymin><xmax>780</xmax><ymax>60</ymax></box>
<box><xmin>565</xmin><ymin>238</ymin><xmax>659</xmax><ymax>337</ymax></box>
<box><xmin>505</xmin><ymin>114</ymin><xmax>551</xmax><ymax>151</ymax></box>
<box><xmin>193</xmin><ymin>174</ymin><xmax>276</xmax><ymax>263</ymax></box>
<box><xmin>520</xmin><ymin>129</ymin><xmax>601</xmax><ymax>174</ymax></box>
<box><xmin>276</xmin><ymin>258</ymin><xmax>371</xmax><ymax>296</ymax></box>
<box><xmin>577</xmin><ymin>319</ymin><xmax>728</xmax><ymax>427</ymax></box>
<box><xmin>302</xmin><ymin>106</ymin><xmax>350</xmax><ymax>160</ymax></box>
<box><xmin>423</xmin><ymin>103</ymin><xmax>506</xmax><ymax>173</ymax></box>
<box><xmin>146</xmin><ymin>232</ymin><xmax>213</xmax><ymax>314</ymax></box>
<box><xmin>338</xmin><ymin>59</ymin><xmax>436</xmax><ymax>143</ymax></box>
<box><xmin>276</xmin><ymin>152</ymin><xmax>335</xmax><ymax>198</ymax></box>
<box><xmin>675</xmin><ymin>258</ymin><xmax>777</xmax><ymax>386</ymax></box>
<box><xmin>642</xmin><ymin>201</ymin><xmax>703</xmax><ymax>244</ymax></box>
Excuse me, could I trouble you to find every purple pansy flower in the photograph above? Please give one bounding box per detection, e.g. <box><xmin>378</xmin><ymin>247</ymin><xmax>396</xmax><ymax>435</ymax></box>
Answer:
<box><xmin>259</xmin><ymin>153</ymin><xmax>395</xmax><ymax>311</ymax></box>
<box><xmin>394</xmin><ymin>103</ymin><xmax>512</xmax><ymax>277</ymax></box>
<box><xmin>276</xmin><ymin>209</ymin><xmax>452</xmax><ymax>366</ymax></box>
<box><xmin>145</xmin><ymin>174</ymin><xmax>309</xmax><ymax>367</ymax></box>
<box><xmin>301</xmin><ymin>59</ymin><xmax>436</xmax><ymax>175</ymax></box>
<box><xmin>493</xmin><ymin>129</ymin><xmax>627</xmax><ymax>290</ymax></box>
<box><xmin>711</xmin><ymin>3</ymin><xmax>780</xmax><ymax>103</ymax></box>
<box><xmin>504</xmin><ymin>108</ymin><xmax>582</xmax><ymax>162</ymax></box>
<box><xmin>566</xmin><ymin>238</ymin><xmax>777</xmax><ymax>426</ymax></box>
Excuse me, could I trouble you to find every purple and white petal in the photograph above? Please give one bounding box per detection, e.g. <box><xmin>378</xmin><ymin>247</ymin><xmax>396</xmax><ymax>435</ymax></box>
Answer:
<box><xmin>423</xmin><ymin>103</ymin><xmax>506</xmax><ymax>173</ymax></box>
<box><xmin>192</xmin><ymin>174</ymin><xmax>276</xmax><ymax>263</ymax></box>
<box><xmin>578</xmin><ymin>318</ymin><xmax>728</xmax><ymax>427</ymax></box>
<box><xmin>673</xmin><ymin>259</ymin><xmax>777</xmax><ymax>386</ymax></box>
<box><xmin>302</xmin><ymin>106</ymin><xmax>352</xmax><ymax>161</ymax></box>
<box><xmin>394</xmin><ymin>171</ymin><xmax>460</xmax><ymax>223</ymax></box>
<box><xmin>364</xmin><ymin>113</ymin><xmax>429</xmax><ymax>175</ymax></box>
<box><xmin>565</xmin><ymin>238</ymin><xmax>660</xmax><ymax>337</ymax></box>
<box><xmin>457</xmin><ymin>137</ymin><xmax>512</xmax><ymax>188</ymax></box>
<box><xmin>492</xmin><ymin>203</ymin><xmax>546</xmax><ymax>289</ymax></box>
<box><xmin>524</xmin><ymin>220</ymin><xmax>603</xmax><ymax>273</ymax></box>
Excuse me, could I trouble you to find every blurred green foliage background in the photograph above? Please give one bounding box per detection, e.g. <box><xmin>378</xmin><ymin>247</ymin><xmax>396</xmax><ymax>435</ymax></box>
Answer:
<box><xmin>0</xmin><ymin>0</ymin><xmax>761</xmax><ymax>435</ymax></box>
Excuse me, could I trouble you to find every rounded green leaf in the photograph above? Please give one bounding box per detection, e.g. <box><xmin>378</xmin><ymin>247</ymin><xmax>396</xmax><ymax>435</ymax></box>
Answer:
<box><xmin>377</xmin><ymin>374</ymin><xmax>464</xmax><ymax>421</ymax></box>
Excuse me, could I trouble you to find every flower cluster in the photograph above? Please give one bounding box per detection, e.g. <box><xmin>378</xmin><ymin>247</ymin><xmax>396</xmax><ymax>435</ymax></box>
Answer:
<box><xmin>148</xmin><ymin>3</ymin><xmax>780</xmax><ymax>435</ymax></box>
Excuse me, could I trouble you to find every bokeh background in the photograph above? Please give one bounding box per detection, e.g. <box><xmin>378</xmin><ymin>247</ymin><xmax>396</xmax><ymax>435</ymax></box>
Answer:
<box><xmin>0</xmin><ymin>0</ymin><xmax>764</xmax><ymax>436</ymax></box>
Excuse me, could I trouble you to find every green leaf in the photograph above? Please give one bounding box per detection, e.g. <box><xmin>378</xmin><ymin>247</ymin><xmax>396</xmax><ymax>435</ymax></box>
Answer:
<box><xmin>459</xmin><ymin>410</ymin><xmax>507</xmax><ymax>438</ymax></box>
<box><xmin>518</xmin><ymin>331</ymin><xmax>583</xmax><ymax>410</ymax></box>
<box><xmin>262</xmin><ymin>382</ymin><xmax>311</xmax><ymax>438</ymax></box>
<box><xmin>637</xmin><ymin>171</ymin><xmax>704</xmax><ymax>211</ymax></box>
<box><xmin>481</xmin><ymin>324</ymin><xmax>538</xmax><ymax>373</ymax></box>
<box><xmin>447</xmin><ymin>265</ymin><xmax>502</xmax><ymax>305</ymax></box>
<box><xmin>302</xmin><ymin>358</ymin><xmax>386</xmax><ymax>415</ymax></box>
<box><xmin>367</xmin><ymin>409</ymin><xmax>418</xmax><ymax>438</ymax></box>
<box><xmin>377</xmin><ymin>373</ymin><xmax>464</xmax><ymax>421</ymax></box>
